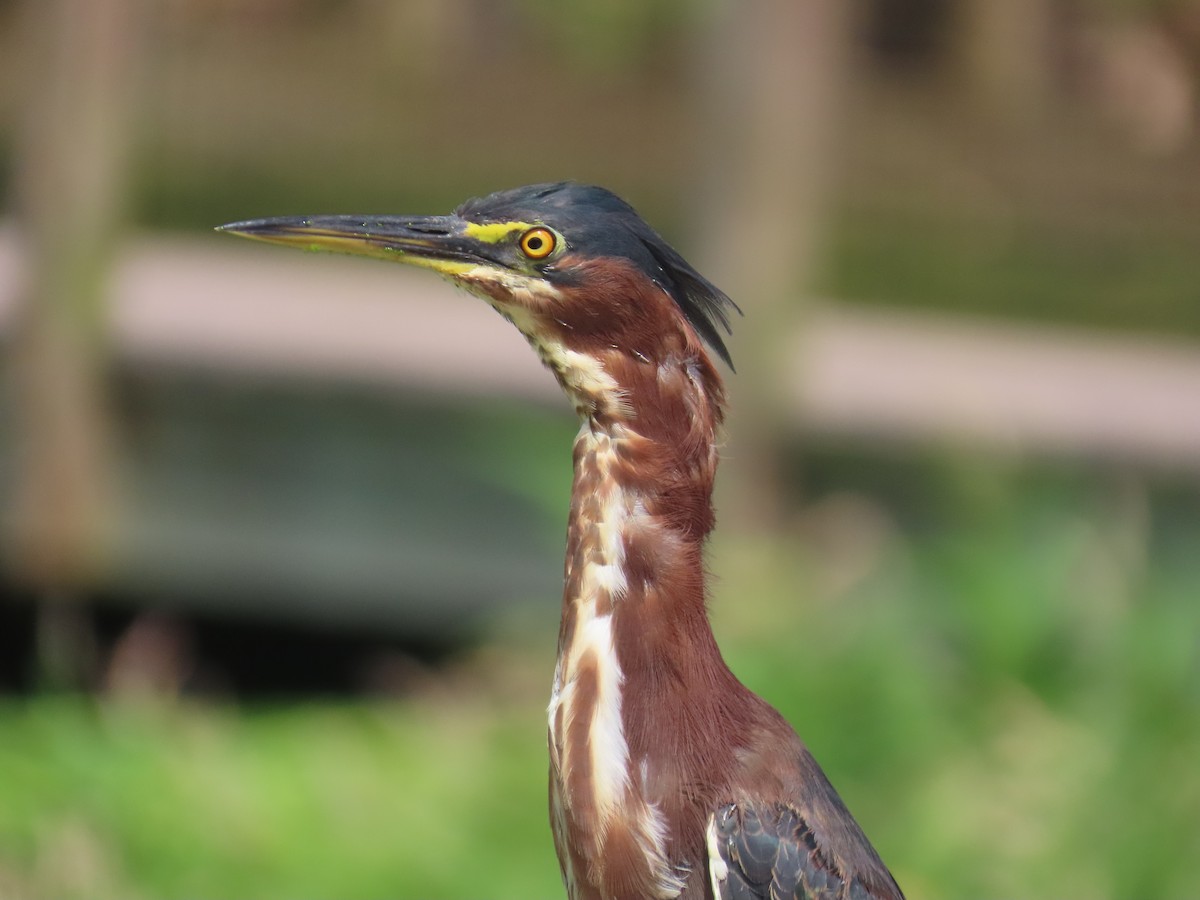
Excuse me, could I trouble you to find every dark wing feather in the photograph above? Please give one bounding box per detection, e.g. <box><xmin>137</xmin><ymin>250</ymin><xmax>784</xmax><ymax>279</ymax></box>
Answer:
<box><xmin>711</xmin><ymin>803</ymin><xmax>902</xmax><ymax>900</ymax></box>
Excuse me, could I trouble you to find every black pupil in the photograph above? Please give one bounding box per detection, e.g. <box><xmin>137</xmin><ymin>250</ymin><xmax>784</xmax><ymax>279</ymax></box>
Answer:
<box><xmin>527</xmin><ymin>235</ymin><xmax>544</xmax><ymax>251</ymax></box>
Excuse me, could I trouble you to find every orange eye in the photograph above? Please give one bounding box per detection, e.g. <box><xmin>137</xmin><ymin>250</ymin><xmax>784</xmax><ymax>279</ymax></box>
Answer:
<box><xmin>519</xmin><ymin>227</ymin><xmax>557</xmax><ymax>260</ymax></box>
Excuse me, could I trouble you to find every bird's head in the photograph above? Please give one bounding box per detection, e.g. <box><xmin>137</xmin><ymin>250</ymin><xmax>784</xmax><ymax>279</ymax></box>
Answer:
<box><xmin>220</xmin><ymin>182</ymin><xmax>739</xmax><ymax>422</ymax></box>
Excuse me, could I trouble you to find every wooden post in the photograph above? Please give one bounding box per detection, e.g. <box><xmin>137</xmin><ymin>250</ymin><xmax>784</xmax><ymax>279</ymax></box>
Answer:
<box><xmin>5</xmin><ymin>0</ymin><xmax>144</xmax><ymax>685</ymax></box>
<box><xmin>692</xmin><ymin>0</ymin><xmax>852</xmax><ymax>527</ymax></box>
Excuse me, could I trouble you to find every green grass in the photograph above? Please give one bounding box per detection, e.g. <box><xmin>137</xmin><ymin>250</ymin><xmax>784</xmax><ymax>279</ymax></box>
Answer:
<box><xmin>1</xmin><ymin>456</ymin><xmax>1197</xmax><ymax>899</ymax></box>
<box><xmin>0</xmin><ymin>692</ymin><xmax>563</xmax><ymax>900</ymax></box>
<box><xmin>714</xmin><ymin>457</ymin><xmax>1200</xmax><ymax>899</ymax></box>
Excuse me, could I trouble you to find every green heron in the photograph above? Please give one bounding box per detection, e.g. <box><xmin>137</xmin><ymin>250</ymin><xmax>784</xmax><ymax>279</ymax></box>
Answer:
<box><xmin>220</xmin><ymin>183</ymin><xmax>904</xmax><ymax>900</ymax></box>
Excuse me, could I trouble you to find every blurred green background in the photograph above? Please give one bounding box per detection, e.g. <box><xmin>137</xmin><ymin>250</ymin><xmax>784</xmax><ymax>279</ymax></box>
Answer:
<box><xmin>0</xmin><ymin>1</ymin><xmax>1198</xmax><ymax>898</ymax></box>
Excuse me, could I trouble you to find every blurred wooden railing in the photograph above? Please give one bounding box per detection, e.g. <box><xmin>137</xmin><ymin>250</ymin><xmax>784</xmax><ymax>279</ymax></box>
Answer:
<box><xmin>2</xmin><ymin>228</ymin><xmax>1199</xmax><ymax>473</ymax></box>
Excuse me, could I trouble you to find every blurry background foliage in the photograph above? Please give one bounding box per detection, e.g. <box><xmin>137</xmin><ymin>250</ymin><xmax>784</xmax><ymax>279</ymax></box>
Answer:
<box><xmin>0</xmin><ymin>0</ymin><xmax>1198</xmax><ymax>898</ymax></box>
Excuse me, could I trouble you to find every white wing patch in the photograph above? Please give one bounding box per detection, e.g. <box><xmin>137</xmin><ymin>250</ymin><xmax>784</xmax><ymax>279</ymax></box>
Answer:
<box><xmin>707</xmin><ymin>813</ymin><xmax>729</xmax><ymax>899</ymax></box>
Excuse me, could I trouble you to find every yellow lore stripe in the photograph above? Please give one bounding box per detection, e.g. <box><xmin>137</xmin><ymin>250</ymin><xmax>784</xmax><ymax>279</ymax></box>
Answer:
<box><xmin>461</xmin><ymin>221</ymin><xmax>536</xmax><ymax>243</ymax></box>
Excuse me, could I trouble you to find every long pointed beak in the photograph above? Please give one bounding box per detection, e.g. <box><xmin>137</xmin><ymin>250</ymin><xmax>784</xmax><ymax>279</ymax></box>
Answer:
<box><xmin>216</xmin><ymin>214</ymin><xmax>490</xmax><ymax>276</ymax></box>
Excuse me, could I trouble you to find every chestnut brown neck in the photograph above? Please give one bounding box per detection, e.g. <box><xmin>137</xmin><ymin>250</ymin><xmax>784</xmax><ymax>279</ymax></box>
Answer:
<box><xmin>561</xmin><ymin>343</ymin><xmax>725</xmax><ymax>620</ymax></box>
<box><xmin>547</xmin><ymin>343</ymin><xmax>737</xmax><ymax>898</ymax></box>
<box><xmin>525</xmin><ymin>260</ymin><xmax>739</xmax><ymax>898</ymax></box>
